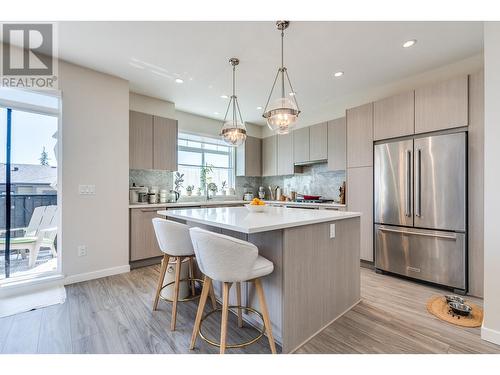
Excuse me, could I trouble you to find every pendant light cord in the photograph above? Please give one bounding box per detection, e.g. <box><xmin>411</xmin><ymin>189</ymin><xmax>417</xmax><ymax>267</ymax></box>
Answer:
<box><xmin>281</xmin><ymin>29</ymin><xmax>285</xmax><ymax>98</ymax></box>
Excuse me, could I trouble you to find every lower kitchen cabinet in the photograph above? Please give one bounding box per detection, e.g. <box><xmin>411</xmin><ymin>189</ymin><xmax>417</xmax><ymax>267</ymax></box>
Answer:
<box><xmin>130</xmin><ymin>208</ymin><xmax>163</xmax><ymax>261</ymax></box>
<box><xmin>347</xmin><ymin>166</ymin><xmax>373</xmax><ymax>262</ymax></box>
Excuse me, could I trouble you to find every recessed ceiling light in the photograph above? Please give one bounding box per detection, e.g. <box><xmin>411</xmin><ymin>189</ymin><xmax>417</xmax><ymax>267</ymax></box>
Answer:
<box><xmin>214</xmin><ymin>112</ymin><xmax>220</xmax><ymax>115</ymax></box>
<box><xmin>403</xmin><ymin>39</ymin><xmax>417</xmax><ymax>48</ymax></box>
<box><xmin>289</xmin><ymin>92</ymin><xmax>296</xmax><ymax>96</ymax></box>
<box><xmin>220</xmin><ymin>95</ymin><xmax>229</xmax><ymax>99</ymax></box>
<box><xmin>333</xmin><ymin>71</ymin><xmax>344</xmax><ymax>78</ymax></box>
<box><xmin>175</xmin><ymin>78</ymin><xmax>184</xmax><ymax>83</ymax></box>
<box><xmin>256</xmin><ymin>106</ymin><xmax>263</xmax><ymax>110</ymax></box>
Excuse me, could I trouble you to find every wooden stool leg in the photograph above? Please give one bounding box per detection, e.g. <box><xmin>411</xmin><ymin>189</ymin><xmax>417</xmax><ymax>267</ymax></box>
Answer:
<box><xmin>236</xmin><ymin>282</ymin><xmax>243</xmax><ymax>328</ymax></box>
<box><xmin>254</xmin><ymin>279</ymin><xmax>277</xmax><ymax>354</ymax></box>
<box><xmin>170</xmin><ymin>256</ymin><xmax>182</xmax><ymax>331</ymax></box>
<box><xmin>190</xmin><ymin>276</ymin><xmax>212</xmax><ymax>350</ymax></box>
<box><xmin>209</xmin><ymin>281</ymin><xmax>217</xmax><ymax>310</ymax></box>
<box><xmin>220</xmin><ymin>282</ymin><xmax>231</xmax><ymax>354</ymax></box>
<box><xmin>153</xmin><ymin>254</ymin><xmax>169</xmax><ymax>311</ymax></box>
<box><xmin>188</xmin><ymin>257</ymin><xmax>196</xmax><ymax>296</ymax></box>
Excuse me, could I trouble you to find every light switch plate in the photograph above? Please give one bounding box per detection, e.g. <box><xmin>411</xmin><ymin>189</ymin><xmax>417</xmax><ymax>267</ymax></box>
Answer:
<box><xmin>330</xmin><ymin>224</ymin><xmax>336</xmax><ymax>239</ymax></box>
<box><xmin>79</xmin><ymin>185</ymin><xmax>96</xmax><ymax>195</ymax></box>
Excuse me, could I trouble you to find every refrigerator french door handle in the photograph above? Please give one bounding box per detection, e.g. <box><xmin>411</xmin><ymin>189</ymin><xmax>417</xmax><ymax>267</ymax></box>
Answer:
<box><xmin>378</xmin><ymin>226</ymin><xmax>457</xmax><ymax>240</ymax></box>
<box><xmin>415</xmin><ymin>148</ymin><xmax>421</xmax><ymax>217</ymax></box>
<box><xmin>405</xmin><ymin>150</ymin><xmax>411</xmax><ymax>217</ymax></box>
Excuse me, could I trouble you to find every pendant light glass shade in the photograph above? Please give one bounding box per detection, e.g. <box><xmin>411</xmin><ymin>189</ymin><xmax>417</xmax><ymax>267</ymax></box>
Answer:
<box><xmin>264</xmin><ymin>97</ymin><xmax>299</xmax><ymax>134</ymax></box>
<box><xmin>262</xmin><ymin>21</ymin><xmax>300</xmax><ymax>135</ymax></box>
<box><xmin>221</xmin><ymin>118</ymin><xmax>246</xmax><ymax>146</ymax></box>
<box><xmin>220</xmin><ymin>58</ymin><xmax>247</xmax><ymax>147</ymax></box>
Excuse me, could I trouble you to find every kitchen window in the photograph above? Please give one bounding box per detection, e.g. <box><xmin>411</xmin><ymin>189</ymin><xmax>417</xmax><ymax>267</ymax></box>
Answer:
<box><xmin>176</xmin><ymin>133</ymin><xmax>235</xmax><ymax>195</ymax></box>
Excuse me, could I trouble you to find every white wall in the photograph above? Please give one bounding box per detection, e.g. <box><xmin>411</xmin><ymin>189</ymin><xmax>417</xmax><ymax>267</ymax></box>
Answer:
<box><xmin>129</xmin><ymin>92</ymin><xmax>176</xmax><ymax>118</ymax></box>
<box><xmin>176</xmin><ymin>110</ymin><xmax>262</xmax><ymax>138</ymax></box>
<box><xmin>59</xmin><ymin>60</ymin><xmax>130</xmax><ymax>282</ymax></box>
<box><xmin>482</xmin><ymin>22</ymin><xmax>500</xmax><ymax>346</ymax></box>
<box><xmin>261</xmin><ymin>54</ymin><xmax>484</xmax><ymax>137</ymax></box>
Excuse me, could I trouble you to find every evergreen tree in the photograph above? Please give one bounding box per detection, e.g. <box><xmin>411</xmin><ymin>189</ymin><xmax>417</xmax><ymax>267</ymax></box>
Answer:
<box><xmin>39</xmin><ymin>147</ymin><xmax>49</xmax><ymax>166</ymax></box>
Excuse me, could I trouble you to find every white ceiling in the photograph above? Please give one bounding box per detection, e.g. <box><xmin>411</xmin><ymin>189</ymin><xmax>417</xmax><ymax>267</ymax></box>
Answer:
<box><xmin>56</xmin><ymin>21</ymin><xmax>483</xmax><ymax>126</ymax></box>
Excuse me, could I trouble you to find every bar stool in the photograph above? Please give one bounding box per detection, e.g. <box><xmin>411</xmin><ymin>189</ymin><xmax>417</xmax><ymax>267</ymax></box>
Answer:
<box><xmin>152</xmin><ymin>218</ymin><xmax>217</xmax><ymax>331</ymax></box>
<box><xmin>188</xmin><ymin>227</ymin><xmax>277</xmax><ymax>354</ymax></box>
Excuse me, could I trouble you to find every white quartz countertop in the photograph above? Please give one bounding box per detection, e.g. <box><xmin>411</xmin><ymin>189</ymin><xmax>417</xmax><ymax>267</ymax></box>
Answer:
<box><xmin>129</xmin><ymin>200</ymin><xmax>247</xmax><ymax>209</ymax></box>
<box><xmin>158</xmin><ymin>206</ymin><xmax>361</xmax><ymax>234</ymax></box>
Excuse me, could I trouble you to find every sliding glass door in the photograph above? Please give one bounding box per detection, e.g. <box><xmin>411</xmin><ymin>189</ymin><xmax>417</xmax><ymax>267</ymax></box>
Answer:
<box><xmin>0</xmin><ymin>89</ymin><xmax>60</xmax><ymax>282</ymax></box>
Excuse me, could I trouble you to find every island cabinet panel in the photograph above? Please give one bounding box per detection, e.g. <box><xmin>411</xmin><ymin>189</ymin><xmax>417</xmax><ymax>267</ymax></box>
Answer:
<box><xmin>309</xmin><ymin>122</ymin><xmax>328</xmax><ymax>161</ymax></box>
<box><xmin>246</xmin><ymin>231</ymin><xmax>284</xmax><ymax>339</ymax></box>
<box><xmin>277</xmin><ymin>133</ymin><xmax>294</xmax><ymax>176</ymax></box>
<box><xmin>415</xmin><ymin>75</ymin><xmax>468</xmax><ymax>134</ymax></box>
<box><xmin>262</xmin><ymin>135</ymin><xmax>278</xmax><ymax>176</ymax></box>
<box><xmin>293</xmin><ymin>127</ymin><xmax>310</xmax><ymax>164</ymax></box>
<box><xmin>130</xmin><ymin>208</ymin><xmax>163</xmax><ymax>261</ymax></box>
<box><xmin>153</xmin><ymin>116</ymin><xmax>178</xmax><ymax>171</ymax></box>
<box><xmin>282</xmin><ymin>218</ymin><xmax>361</xmax><ymax>353</ymax></box>
<box><xmin>327</xmin><ymin>117</ymin><xmax>346</xmax><ymax>171</ymax></box>
<box><xmin>236</xmin><ymin>136</ymin><xmax>262</xmax><ymax>177</ymax></box>
<box><xmin>130</xmin><ymin>111</ymin><xmax>153</xmax><ymax>169</ymax></box>
<box><xmin>374</xmin><ymin>91</ymin><xmax>415</xmax><ymax>140</ymax></box>
<box><xmin>347</xmin><ymin>103</ymin><xmax>373</xmax><ymax>168</ymax></box>
<box><xmin>347</xmin><ymin>166</ymin><xmax>373</xmax><ymax>262</ymax></box>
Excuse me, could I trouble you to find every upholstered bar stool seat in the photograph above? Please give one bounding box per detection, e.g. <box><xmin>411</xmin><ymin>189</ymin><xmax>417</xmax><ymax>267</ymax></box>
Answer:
<box><xmin>189</xmin><ymin>227</ymin><xmax>277</xmax><ymax>354</ymax></box>
<box><xmin>152</xmin><ymin>218</ymin><xmax>216</xmax><ymax>331</ymax></box>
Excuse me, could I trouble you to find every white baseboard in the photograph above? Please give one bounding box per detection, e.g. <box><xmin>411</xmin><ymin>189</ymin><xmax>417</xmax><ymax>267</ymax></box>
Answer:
<box><xmin>64</xmin><ymin>264</ymin><xmax>130</xmax><ymax>285</ymax></box>
<box><xmin>481</xmin><ymin>325</ymin><xmax>500</xmax><ymax>346</ymax></box>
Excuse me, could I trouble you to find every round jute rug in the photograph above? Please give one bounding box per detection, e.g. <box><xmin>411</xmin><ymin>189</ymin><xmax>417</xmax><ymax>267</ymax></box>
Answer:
<box><xmin>426</xmin><ymin>296</ymin><xmax>483</xmax><ymax>328</ymax></box>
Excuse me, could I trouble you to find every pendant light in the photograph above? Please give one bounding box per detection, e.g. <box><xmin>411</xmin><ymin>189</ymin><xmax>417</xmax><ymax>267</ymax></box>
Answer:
<box><xmin>262</xmin><ymin>21</ymin><xmax>301</xmax><ymax>135</ymax></box>
<box><xmin>220</xmin><ymin>57</ymin><xmax>247</xmax><ymax>147</ymax></box>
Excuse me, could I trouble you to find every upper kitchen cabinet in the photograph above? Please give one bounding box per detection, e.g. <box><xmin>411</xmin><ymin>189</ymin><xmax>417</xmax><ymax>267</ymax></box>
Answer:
<box><xmin>153</xmin><ymin>116</ymin><xmax>178</xmax><ymax>171</ymax></box>
<box><xmin>327</xmin><ymin>117</ymin><xmax>346</xmax><ymax>171</ymax></box>
<box><xmin>262</xmin><ymin>135</ymin><xmax>278</xmax><ymax>176</ymax></box>
<box><xmin>347</xmin><ymin>103</ymin><xmax>373</xmax><ymax>168</ymax></box>
<box><xmin>130</xmin><ymin>110</ymin><xmax>153</xmax><ymax>169</ymax></box>
<box><xmin>129</xmin><ymin>110</ymin><xmax>178</xmax><ymax>171</ymax></box>
<box><xmin>293</xmin><ymin>126</ymin><xmax>310</xmax><ymax>164</ymax></box>
<box><xmin>374</xmin><ymin>91</ymin><xmax>415</xmax><ymax>140</ymax></box>
<box><xmin>237</xmin><ymin>136</ymin><xmax>262</xmax><ymax>176</ymax></box>
<box><xmin>277</xmin><ymin>133</ymin><xmax>294</xmax><ymax>175</ymax></box>
<box><xmin>309</xmin><ymin>122</ymin><xmax>328</xmax><ymax>162</ymax></box>
<box><xmin>415</xmin><ymin>75</ymin><xmax>468</xmax><ymax>134</ymax></box>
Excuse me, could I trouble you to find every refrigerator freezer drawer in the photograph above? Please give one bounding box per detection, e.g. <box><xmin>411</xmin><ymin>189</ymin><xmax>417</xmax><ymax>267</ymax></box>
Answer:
<box><xmin>375</xmin><ymin>225</ymin><xmax>466</xmax><ymax>290</ymax></box>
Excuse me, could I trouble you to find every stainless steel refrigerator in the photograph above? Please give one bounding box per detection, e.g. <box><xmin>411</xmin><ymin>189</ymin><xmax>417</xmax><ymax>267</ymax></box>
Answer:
<box><xmin>374</xmin><ymin>131</ymin><xmax>467</xmax><ymax>292</ymax></box>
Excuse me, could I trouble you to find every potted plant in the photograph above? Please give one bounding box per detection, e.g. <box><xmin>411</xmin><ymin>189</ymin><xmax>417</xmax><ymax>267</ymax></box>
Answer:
<box><xmin>185</xmin><ymin>185</ymin><xmax>194</xmax><ymax>196</ymax></box>
<box><xmin>221</xmin><ymin>180</ymin><xmax>227</xmax><ymax>195</ymax></box>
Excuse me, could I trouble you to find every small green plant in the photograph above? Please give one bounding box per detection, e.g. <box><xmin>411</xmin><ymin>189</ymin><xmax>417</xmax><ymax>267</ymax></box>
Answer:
<box><xmin>186</xmin><ymin>185</ymin><xmax>194</xmax><ymax>192</ymax></box>
<box><xmin>174</xmin><ymin>172</ymin><xmax>184</xmax><ymax>193</ymax></box>
<box><xmin>221</xmin><ymin>180</ymin><xmax>227</xmax><ymax>190</ymax></box>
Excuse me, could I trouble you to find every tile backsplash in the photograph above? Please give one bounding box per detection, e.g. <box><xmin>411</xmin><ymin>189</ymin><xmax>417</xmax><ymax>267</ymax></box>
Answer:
<box><xmin>261</xmin><ymin>164</ymin><xmax>346</xmax><ymax>201</ymax></box>
<box><xmin>130</xmin><ymin>163</ymin><xmax>345</xmax><ymax>202</ymax></box>
<box><xmin>129</xmin><ymin>169</ymin><xmax>173</xmax><ymax>191</ymax></box>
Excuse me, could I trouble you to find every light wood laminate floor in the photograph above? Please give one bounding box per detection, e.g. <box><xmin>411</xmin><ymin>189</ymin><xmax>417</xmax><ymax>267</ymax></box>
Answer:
<box><xmin>297</xmin><ymin>268</ymin><xmax>500</xmax><ymax>354</ymax></box>
<box><xmin>1</xmin><ymin>266</ymin><xmax>499</xmax><ymax>354</ymax></box>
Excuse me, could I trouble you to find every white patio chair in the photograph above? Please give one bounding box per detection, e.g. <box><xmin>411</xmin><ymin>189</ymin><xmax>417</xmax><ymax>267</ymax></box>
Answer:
<box><xmin>0</xmin><ymin>205</ymin><xmax>58</xmax><ymax>268</ymax></box>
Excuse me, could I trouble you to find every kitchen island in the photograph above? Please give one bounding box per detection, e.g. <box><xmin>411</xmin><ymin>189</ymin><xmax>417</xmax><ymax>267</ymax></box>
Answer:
<box><xmin>157</xmin><ymin>206</ymin><xmax>361</xmax><ymax>353</ymax></box>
